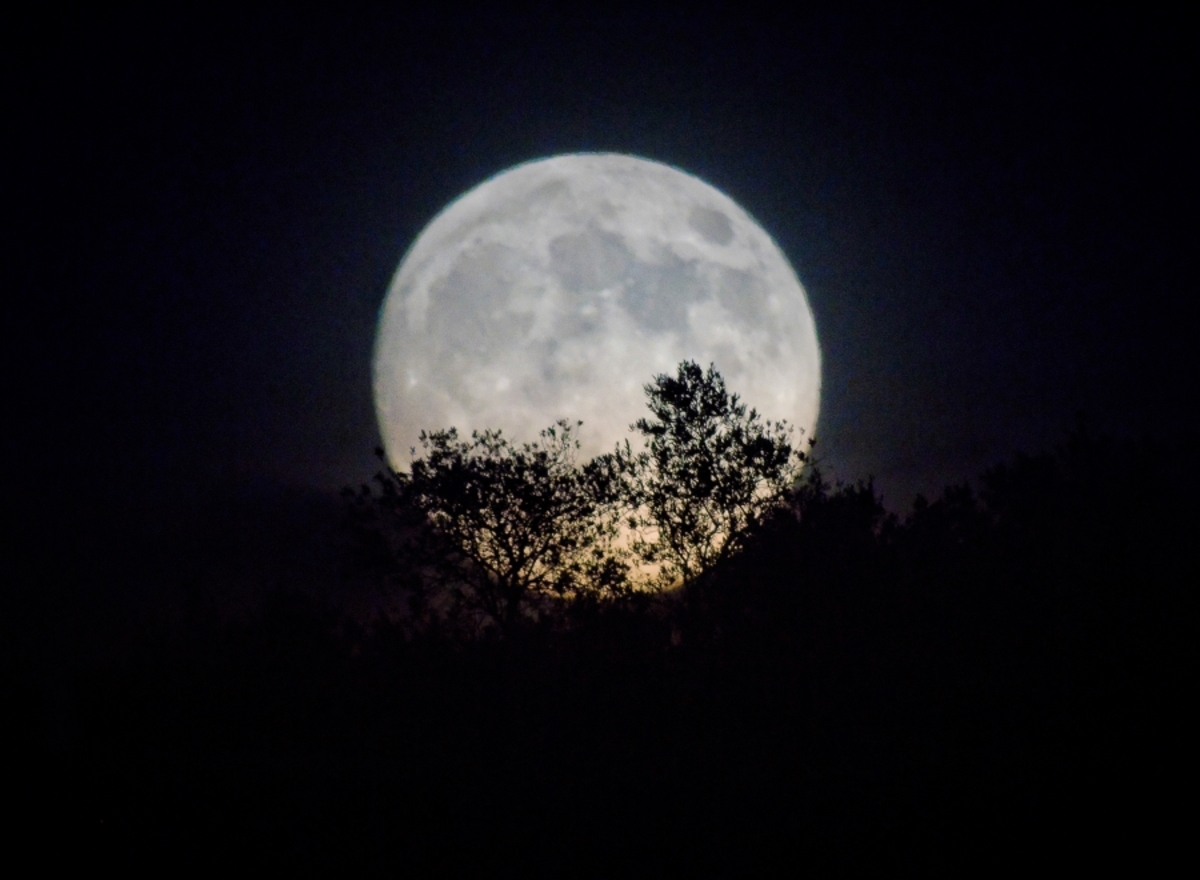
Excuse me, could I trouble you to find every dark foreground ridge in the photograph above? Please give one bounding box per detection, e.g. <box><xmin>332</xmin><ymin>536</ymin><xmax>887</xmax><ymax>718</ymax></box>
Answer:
<box><xmin>6</xmin><ymin>430</ymin><xmax>1193</xmax><ymax>869</ymax></box>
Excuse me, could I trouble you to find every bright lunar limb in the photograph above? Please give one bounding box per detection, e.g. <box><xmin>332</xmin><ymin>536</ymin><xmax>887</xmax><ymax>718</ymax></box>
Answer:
<box><xmin>374</xmin><ymin>153</ymin><xmax>820</xmax><ymax>466</ymax></box>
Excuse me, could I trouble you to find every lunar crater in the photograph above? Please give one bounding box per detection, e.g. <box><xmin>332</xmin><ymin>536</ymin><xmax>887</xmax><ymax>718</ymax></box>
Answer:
<box><xmin>688</xmin><ymin>206</ymin><xmax>735</xmax><ymax>245</ymax></box>
<box><xmin>548</xmin><ymin>227</ymin><xmax>632</xmax><ymax>293</ymax></box>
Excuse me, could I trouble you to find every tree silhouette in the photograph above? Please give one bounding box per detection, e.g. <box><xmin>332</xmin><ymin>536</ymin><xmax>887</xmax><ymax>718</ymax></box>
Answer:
<box><xmin>611</xmin><ymin>361</ymin><xmax>809</xmax><ymax>588</ymax></box>
<box><xmin>370</xmin><ymin>420</ymin><xmax>630</xmax><ymax>635</ymax></box>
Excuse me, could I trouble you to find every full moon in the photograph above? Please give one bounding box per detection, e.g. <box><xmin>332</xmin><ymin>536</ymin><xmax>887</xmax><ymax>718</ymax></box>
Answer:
<box><xmin>374</xmin><ymin>153</ymin><xmax>820</xmax><ymax>466</ymax></box>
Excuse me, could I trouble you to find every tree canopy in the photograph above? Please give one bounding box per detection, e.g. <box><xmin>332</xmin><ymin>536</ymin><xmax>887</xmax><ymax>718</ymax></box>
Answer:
<box><xmin>365</xmin><ymin>420</ymin><xmax>629</xmax><ymax>635</ymax></box>
<box><xmin>612</xmin><ymin>361</ymin><xmax>808</xmax><ymax>588</ymax></box>
<box><xmin>358</xmin><ymin>362</ymin><xmax>809</xmax><ymax>633</ymax></box>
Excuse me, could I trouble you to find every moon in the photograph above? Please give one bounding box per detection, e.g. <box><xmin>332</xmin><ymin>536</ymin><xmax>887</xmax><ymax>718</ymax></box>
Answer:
<box><xmin>374</xmin><ymin>153</ymin><xmax>820</xmax><ymax>466</ymax></box>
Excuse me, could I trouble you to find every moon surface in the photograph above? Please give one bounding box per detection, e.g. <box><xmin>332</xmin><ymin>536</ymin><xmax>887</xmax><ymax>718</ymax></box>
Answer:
<box><xmin>374</xmin><ymin>153</ymin><xmax>820</xmax><ymax>466</ymax></box>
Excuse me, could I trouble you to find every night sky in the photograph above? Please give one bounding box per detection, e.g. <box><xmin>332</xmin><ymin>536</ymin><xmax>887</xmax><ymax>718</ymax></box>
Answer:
<box><xmin>12</xmin><ymin>8</ymin><xmax>1194</xmax><ymax>581</ymax></box>
<box><xmin>7</xmin><ymin>10</ymin><xmax>1195</xmax><ymax>864</ymax></box>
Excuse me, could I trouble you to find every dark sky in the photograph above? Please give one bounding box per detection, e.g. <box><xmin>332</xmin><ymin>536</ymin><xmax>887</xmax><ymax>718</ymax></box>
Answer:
<box><xmin>12</xmin><ymin>6</ymin><xmax>1194</xmax><ymax>543</ymax></box>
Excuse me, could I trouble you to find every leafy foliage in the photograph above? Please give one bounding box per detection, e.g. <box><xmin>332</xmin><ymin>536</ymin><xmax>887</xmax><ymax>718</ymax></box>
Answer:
<box><xmin>367</xmin><ymin>420</ymin><xmax>629</xmax><ymax>634</ymax></box>
<box><xmin>353</xmin><ymin>363</ymin><xmax>813</xmax><ymax>630</ymax></box>
<box><xmin>611</xmin><ymin>361</ymin><xmax>808</xmax><ymax>588</ymax></box>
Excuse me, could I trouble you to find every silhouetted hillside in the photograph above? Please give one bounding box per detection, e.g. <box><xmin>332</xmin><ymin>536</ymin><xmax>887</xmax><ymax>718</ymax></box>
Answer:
<box><xmin>6</xmin><ymin>431</ymin><xmax>1192</xmax><ymax>868</ymax></box>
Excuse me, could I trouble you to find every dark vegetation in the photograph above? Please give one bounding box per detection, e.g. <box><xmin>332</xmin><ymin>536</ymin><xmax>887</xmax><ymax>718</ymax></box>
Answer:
<box><xmin>6</xmin><ymin>368</ymin><xmax>1192</xmax><ymax>869</ymax></box>
<box><xmin>351</xmin><ymin>362</ymin><xmax>809</xmax><ymax>635</ymax></box>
